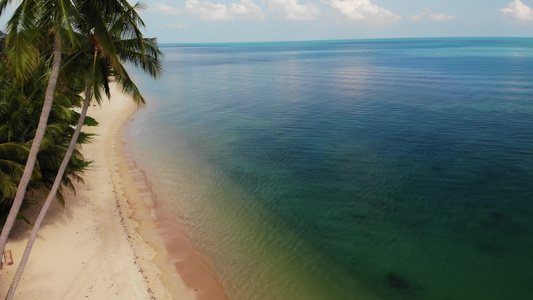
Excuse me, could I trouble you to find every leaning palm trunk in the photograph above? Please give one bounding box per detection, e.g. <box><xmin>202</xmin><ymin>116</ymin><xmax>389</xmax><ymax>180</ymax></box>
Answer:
<box><xmin>5</xmin><ymin>91</ymin><xmax>91</xmax><ymax>300</ymax></box>
<box><xmin>0</xmin><ymin>34</ymin><xmax>62</xmax><ymax>256</ymax></box>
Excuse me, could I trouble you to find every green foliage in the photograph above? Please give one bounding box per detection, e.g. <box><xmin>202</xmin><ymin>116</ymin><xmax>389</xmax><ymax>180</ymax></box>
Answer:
<box><xmin>0</xmin><ymin>0</ymin><xmax>162</xmax><ymax>233</ymax></box>
<box><xmin>83</xmin><ymin>116</ymin><xmax>98</xmax><ymax>126</ymax></box>
<box><xmin>0</xmin><ymin>58</ymin><xmax>91</xmax><ymax>226</ymax></box>
<box><xmin>0</xmin><ymin>30</ymin><xmax>5</xmax><ymax>52</ymax></box>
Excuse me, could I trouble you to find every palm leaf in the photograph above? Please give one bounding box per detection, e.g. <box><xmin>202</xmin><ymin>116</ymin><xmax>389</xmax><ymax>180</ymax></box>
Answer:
<box><xmin>4</xmin><ymin>0</ymin><xmax>42</xmax><ymax>84</ymax></box>
<box><xmin>0</xmin><ymin>171</ymin><xmax>18</xmax><ymax>200</ymax></box>
<box><xmin>83</xmin><ymin>116</ymin><xmax>98</xmax><ymax>126</ymax></box>
<box><xmin>0</xmin><ymin>143</ymin><xmax>30</xmax><ymax>166</ymax></box>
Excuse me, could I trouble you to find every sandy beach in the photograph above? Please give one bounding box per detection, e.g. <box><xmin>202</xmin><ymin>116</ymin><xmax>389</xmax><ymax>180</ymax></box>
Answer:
<box><xmin>0</xmin><ymin>82</ymin><xmax>201</xmax><ymax>299</ymax></box>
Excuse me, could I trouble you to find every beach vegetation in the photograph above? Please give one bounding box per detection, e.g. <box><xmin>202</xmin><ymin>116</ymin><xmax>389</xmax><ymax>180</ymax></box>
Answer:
<box><xmin>0</xmin><ymin>0</ymin><xmax>162</xmax><ymax>298</ymax></box>
<box><xmin>0</xmin><ymin>30</ymin><xmax>5</xmax><ymax>51</ymax></box>
<box><xmin>0</xmin><ymin>58</ymin><xmax>90</xmax><ymax>226</ymax></box>
<box><xmin>0</xmin><ymin>0</ymin><xmax>83</xmax><ymax>258</ymax></box>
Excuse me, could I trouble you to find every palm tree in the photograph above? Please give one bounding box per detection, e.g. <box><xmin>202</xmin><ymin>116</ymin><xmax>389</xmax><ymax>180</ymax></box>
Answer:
<box><xmin>0</xmin><ymin>142</ymin><xmax>29</xmax><ymax>222</ymax></box>
<box><xmin>0</xmin><ymin>56</ymin><xmax>91</xmax><ymax>225</ymax></box>
<box><xmin>0</xmin><ymin>0</ymin><xmax>80</xmax><ymax>256</ymax></box>
<box><xmin>0</xmin><ymin>0</ymin><xmax>150</xmax><ymax>257</ymax></box>
<box><xmin>4</xmin><ymin>2</ymin><xmax>162</xmax><ymax>298</ymax></box>
<box><xmin>0</xmin><ymin>71</ymin><xmax>39</xmax><ymax>223</ymax></box>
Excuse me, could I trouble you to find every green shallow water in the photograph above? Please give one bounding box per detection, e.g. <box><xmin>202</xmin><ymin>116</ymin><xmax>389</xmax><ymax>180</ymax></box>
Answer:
<box><xmin>125</xmin><ymin>38</ymin><xmax>533</xmax><ymax>300</ymax></box>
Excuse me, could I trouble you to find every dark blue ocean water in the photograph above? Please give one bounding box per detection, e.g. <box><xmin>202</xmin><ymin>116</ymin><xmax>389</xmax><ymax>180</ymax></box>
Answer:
<box><xmin>127</xmin><ymin>38</ymin><xmax>533</xmax><ymax>300</ymax></box>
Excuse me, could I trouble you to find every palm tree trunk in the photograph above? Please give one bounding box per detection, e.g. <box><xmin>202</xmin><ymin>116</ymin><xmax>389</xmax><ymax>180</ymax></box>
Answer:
<box><xmin>0</xmin><ymin>34</ymin><xmax>62</xmax><ymax>257</ymax></box>
<box><xmin>5</xmin><ymin>91</ymin><xmax>91</xmax><ymax>300</ymax></box>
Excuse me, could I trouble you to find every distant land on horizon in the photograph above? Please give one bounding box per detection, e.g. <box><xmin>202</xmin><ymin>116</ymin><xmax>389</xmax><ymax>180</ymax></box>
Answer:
<box><xmin>157</xmin><ymin>36</ymin><xmax>533</xmax><ymax>47</ymax></box>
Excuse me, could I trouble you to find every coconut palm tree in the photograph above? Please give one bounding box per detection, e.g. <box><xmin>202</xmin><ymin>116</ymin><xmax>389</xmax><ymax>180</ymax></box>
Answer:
<box><xmin>4</xmin><ymin>2</ymin><xmax>162</xmax><ymax>298</ymax></box>
<box><xmin>0</xmin><ymin>0</ymin><xmax>149</xmax><ymax>258</ymax></box>
<box><xmin>0</xmin><ymin>73</ymin><xmax>38</xmax><ymax>223</ymax></box>
<box><xmin>0</xmin><ymin>56</ymin><xmax>90</xmax><ymax>226</ymax></box>
<box><xmin>0</xmin><ymin>0</ymin><xmax>80</xmax><ymax>256</ymax></box>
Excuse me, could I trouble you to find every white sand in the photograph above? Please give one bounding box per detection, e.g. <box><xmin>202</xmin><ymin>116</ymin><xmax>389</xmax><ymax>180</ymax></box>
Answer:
<box><xmin>0</xmin><ymin>82</ymin><xmax>196</xmax><ymax>300</ymax></box>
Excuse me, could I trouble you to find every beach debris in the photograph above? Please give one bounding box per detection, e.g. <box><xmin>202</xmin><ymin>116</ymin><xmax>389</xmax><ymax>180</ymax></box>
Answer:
<box><xmin>386</xmin><ymin>272</ymin><xmax>412</xmax><ymax>290</ymax></box>
<box><xmin>0</xmin><ymin>250</ymin><xmax>13</xmax><ymax>269</ymax></box>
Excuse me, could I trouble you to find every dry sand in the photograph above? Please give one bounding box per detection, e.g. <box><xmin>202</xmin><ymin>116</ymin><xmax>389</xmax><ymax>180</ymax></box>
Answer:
<box><xmin>0</xmin><ymin>82</ymin><xmax>199</xmax><ymax>299</ymax></box>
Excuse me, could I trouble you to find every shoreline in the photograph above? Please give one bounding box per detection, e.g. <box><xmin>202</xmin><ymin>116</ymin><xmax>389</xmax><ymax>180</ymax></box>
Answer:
<box><xmin>0</xmin><ymin>82</ymin><xmax>215</xmax><ymax>299</ymax></box>
<box><xmin>120</xmin><ymin>107</ymin><xmax>229</xmax><ymax>300</ymax></box>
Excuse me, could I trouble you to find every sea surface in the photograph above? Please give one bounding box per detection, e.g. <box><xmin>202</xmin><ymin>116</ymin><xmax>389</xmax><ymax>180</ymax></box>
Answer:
<box><xmin>125</xmin><ymin>38</ymin><xmax>533</xmax><ymax>300</ymax></box>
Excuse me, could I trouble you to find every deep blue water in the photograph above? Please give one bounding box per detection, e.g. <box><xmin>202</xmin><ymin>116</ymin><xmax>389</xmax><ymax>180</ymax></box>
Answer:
<box><xmin>127</xmin><ymin>38</ymin><xmax>533</xmax><ymax>300</ymax></box>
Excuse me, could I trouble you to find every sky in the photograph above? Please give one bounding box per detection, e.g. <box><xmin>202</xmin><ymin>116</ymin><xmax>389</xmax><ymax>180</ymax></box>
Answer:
<box><xmin>2</xmin><ymin>0</ymin><xmax>533</xmax><ymax>43</ymax></box>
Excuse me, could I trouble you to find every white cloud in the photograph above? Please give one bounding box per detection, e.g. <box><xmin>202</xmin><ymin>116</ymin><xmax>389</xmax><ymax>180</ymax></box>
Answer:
<box><xmin>186</xmin><ymin>0</ymin><xmax>234</xmax><ymax>21</ymax></box>
<box><xmin>268</xmin><ymin>0</ymin><xmax>320</xmax><ymax>21</ymax></box>
<box><xmin>166</xmin><ymin>23</ymin><xmax>188</xmax><ymax>28</ymax></box>
<box><xmin>155</xmin><ymin>2</ymin><xmax>183</xmax><ymax>15</ymax></box>
<box><xmin>410</xmin><ymin>8</ymin><xmax>456</xmax><ymax>22</ymax></box>
<box><xmin>429</xmin><ymin>13</ymin><xmax>456</xmax><ymax>22</ymax></box>
<box><xmin>501</xmin><ymin>0</ymin><xmax>533</xmax><ymax>22</ymax></box>
<box><xmin>410</xmin><ymin>8</ymin><xmax>430</xmax><ymax>22</ymax></box>
<box><xmin>326</xmin><ymin>0</ymin><xmax>401</xmax><ymax>23</ymax></box>
<box><xmin>186</xmin><ymin>0</ymin><xmax>265</xmax><ymax>21</ymax></box>
<box><xmin>229</xmin><ymin>0</ymin><xmax>266</xmax><ymax>19</ymax></box>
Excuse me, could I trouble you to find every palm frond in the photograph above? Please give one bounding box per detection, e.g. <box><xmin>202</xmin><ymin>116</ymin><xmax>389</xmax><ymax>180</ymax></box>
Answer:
<box><xmin>83</xmin><ymin>116</ymin><xmax>98</xmax><ymax>126</ymax></box>
<box><xmin>76</xmin><ymin>132</ymin><xmax>94</xmax><ymax>144</ymax></box>
<box><xmin>0</xmin><ymin>142</ymin><xmax>29</xmax><ymax>160</ymax></box>
<box><xmin>55</xmin><ymin>0</ymin><xmax>79</xmax><ymax>48</ymax></box>
<box><xmin>0</xmin><ymin>159</ymin><xmax>25</xmax><ymax>181</ymax></box>
<box><xmin>4</xmin><ymin>0</ymin><xmax>42</xmax><ymax>84</ymax></box>
<box><xmin>0</xmin><ymin>171</ymin><xmax>18</xmax><ymax>199</ymax></box>
<box><xmin>114</xmin><ymin>65</ymin><xmax>145</xmax><ymax>106</ymax></box>
<box><xmin>116</xmin><ymin>38</ymin><xmax>163</xmax><ymax>79</ymax></box>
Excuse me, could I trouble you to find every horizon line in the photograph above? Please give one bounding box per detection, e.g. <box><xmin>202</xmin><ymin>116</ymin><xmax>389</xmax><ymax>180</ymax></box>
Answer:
<box><xmin>157</xmin><ymin>36</ymin><xmax>533</xmax><ymax>47</ymax></box>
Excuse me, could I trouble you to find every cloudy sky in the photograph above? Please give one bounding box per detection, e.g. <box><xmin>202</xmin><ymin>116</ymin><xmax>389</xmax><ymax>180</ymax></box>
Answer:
<box><xmin>2</xmin><ymin>0</ymin><xmax>533</xmax><ymax>43</ymax></box>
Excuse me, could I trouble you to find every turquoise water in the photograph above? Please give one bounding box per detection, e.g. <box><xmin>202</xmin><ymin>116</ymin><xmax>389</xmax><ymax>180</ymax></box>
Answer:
<box><xmin>126</xmin><ymin>38</ymin><xmax>533</xmax><ymax>300</ymax></box>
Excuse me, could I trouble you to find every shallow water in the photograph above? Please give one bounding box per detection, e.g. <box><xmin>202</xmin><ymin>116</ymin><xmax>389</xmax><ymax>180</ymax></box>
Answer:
<box><xmin>126</xmin><ymin>38</ymin><xmax>533</xmax><ymax>300</ymax></box>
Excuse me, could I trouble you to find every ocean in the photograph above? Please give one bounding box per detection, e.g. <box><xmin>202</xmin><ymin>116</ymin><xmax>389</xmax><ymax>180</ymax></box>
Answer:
<box><xmin>124</xmin><ymin>38</ymin><xmax>533</xmax><ymax>300</ymax></box>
